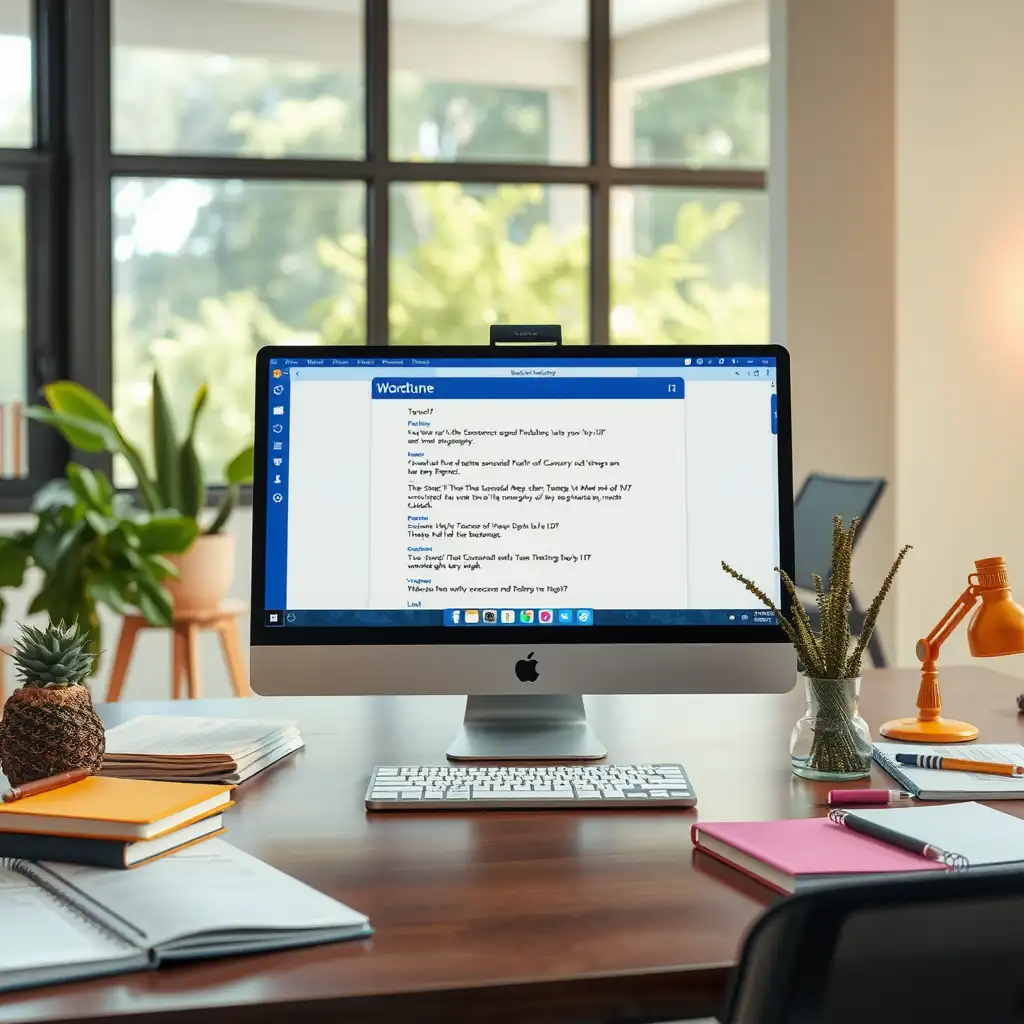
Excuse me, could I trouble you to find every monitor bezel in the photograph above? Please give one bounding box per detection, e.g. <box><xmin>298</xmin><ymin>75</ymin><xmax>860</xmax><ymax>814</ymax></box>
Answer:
<box><xmin>250</xmin><ymin>344</ymin><xmax>794</xmax><ymax>647</ymax></box>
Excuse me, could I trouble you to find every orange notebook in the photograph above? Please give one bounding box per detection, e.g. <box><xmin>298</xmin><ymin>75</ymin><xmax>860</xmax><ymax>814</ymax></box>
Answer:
<box><xmin>0</xmin><ymin>776</ymin><xmax>234</xmax><ymax>840</ymax></box>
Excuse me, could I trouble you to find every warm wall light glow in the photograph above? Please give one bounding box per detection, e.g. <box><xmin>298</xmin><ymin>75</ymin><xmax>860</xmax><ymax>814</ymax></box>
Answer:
<box><xmin>983</xmin><ymin>223</ymin><xmax>1024</xmax><ymax>342</ymax></box>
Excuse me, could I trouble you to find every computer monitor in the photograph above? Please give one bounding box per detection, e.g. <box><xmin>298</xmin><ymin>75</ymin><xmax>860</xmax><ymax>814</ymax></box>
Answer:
<box><xmin>251</xmin><ymin>345</ymin><xmax>796</xmax><ymax>760</ymax></box>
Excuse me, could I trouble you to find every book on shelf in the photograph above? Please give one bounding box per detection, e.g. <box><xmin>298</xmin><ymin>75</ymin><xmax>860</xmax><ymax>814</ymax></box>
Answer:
<box><xmin>102</xmin><ymin>715</ymin><xmax>304</xmax><ymax>784</ymax></box>
<box><xmin>0</xmin><ymin>839</ymin><xmax>372</xmax><ymax>994</ymax></box>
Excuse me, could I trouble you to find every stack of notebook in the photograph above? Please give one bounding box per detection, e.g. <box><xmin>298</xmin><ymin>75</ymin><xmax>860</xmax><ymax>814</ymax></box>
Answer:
<box><xmin>0</xmin><ymin>775</ymin><xmax>233</xmax><ymax>869</ymax></box>
<box><xmin>102</xmin><ymin>715</ymin><xmax>303</xmax><ymax>784</ymax></box>
<box><xmin>692</xmin><ymin>802</ymin><xmax>1024</xmax><ymax>895</ymax></box>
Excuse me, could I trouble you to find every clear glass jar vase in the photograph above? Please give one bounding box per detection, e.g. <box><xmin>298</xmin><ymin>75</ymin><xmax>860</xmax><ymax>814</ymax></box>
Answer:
<box><xmin>790</xmin><ymin>676</ymin><xmax>873</xmax><ymax>781</ymax></box>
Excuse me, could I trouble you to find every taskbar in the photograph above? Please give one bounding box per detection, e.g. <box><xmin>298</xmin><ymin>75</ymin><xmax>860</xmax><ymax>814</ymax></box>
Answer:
<box><xmin>264</xmin><ymin>608</ymin><xmax>778</xmax><ymax>628</ymax></box>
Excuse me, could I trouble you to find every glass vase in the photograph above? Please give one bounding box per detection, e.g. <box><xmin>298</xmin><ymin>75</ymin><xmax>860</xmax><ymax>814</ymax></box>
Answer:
<box><xmin>790</xmin><ymin>676</ymin><xmax>872</xmax><ymax>781</ymax></box>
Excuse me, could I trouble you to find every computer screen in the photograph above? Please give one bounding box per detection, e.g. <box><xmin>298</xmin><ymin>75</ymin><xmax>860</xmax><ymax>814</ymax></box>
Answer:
<box><xmin>257</xmin><ymin>347</ymin><xmax>788</xmax><ymax>639</ymax></box>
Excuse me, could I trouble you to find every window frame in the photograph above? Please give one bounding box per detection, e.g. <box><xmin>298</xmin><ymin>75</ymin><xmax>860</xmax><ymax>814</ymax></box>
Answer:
<box><xmin>0</xmin><ymin>0</ymin><xmax>767</xmax><ymax>511</ymax></box>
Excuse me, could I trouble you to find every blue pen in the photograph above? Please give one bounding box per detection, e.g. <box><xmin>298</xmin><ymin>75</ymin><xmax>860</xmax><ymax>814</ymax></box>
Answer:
<box><xmin>894</xmin><ymin>752</ymin><xmax>1024</xmax><ymax>777</ymax></box>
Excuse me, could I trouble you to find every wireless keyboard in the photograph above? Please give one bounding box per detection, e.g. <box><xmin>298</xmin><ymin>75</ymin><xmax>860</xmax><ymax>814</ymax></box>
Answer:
<box><xmin>365</xmin><ymin>763</ymin><xmax>696</xmax><ymax>810</ymax></box>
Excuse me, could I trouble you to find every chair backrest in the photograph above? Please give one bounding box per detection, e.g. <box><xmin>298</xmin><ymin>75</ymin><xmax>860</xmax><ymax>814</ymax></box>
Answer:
<box><xmin>793</xmin><ymin>474</ymin><xmax>886</xmax><ymax>589</ymax></box>
<box><xmin>724</xmin><ymin>871</ymin><xmax>1024</xmax><ymax>1024</ymax></box>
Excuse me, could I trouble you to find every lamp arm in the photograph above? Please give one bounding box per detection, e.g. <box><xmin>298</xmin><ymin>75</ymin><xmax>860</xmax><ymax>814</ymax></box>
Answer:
<box><xmin>916</xmin><ymin>583</ymin><xmax>979</xmax><ymax>666</ymax></box>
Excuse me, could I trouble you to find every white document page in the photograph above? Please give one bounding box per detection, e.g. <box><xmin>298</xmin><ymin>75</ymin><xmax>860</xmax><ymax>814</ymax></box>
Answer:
<box><xmin>0</xmin><ymin>866</ymin><xmax>134</xmax><ymax>973</ymax></box>
<box><xmin>104</xmin><ymin>716</ymin><xmax>297</xmax><ymax>760</ymax></box>
<box><xmin>40</xmin><ymin>840</ymin><xmax>369</xmax><ymax>950</ymax></box>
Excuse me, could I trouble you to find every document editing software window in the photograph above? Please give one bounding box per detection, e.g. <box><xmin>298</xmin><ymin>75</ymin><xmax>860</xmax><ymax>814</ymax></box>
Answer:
<box><xmin>263</xmin><ymin>355</ymin><xmax>780</xmax><ymax>628</ymax></box>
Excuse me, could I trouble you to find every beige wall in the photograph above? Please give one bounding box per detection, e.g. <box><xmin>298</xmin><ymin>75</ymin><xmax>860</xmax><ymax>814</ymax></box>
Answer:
<box><xmin>783</xmin><ymin>0</ymin><xmax>898</xmax><ymax>655</ymax></box>
<box><xmin>896</xmin><ymin>0</ymin><xmax>1024</xmax><ymax>677</ymax></box>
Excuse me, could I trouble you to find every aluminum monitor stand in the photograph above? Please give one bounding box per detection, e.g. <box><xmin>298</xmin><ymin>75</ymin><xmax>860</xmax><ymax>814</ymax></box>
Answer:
<box><xmin>446</xmin><ymin>694</ymin><xmax>607</xmax><ymax>761</ymax></box>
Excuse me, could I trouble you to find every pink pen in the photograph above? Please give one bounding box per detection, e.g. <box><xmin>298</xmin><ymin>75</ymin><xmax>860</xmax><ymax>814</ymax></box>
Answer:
<box><xmin>828</xmin><ymin>789</ymin><xmax>914</xmax><ymax>806</ymax></box>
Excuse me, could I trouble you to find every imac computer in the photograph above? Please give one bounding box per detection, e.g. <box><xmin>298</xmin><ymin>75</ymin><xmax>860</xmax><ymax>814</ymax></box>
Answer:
<box><xmin>250</xmin><ymin>344</ymin><xmax>796</xmax><ymax>760</ymax></box>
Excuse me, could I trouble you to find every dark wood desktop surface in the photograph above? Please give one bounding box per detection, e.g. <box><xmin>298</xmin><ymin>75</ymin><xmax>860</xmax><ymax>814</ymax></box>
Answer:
<box><xmin>1</xmin><ymin>667</ymin><xmax>1022</xmax><ymax>1024</ymax></box>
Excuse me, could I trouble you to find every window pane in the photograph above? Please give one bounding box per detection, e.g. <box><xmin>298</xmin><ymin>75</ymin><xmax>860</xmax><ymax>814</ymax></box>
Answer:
<box><xmin>391</xmin><ymin>0</ymin><xmax>586</xmax><ymax>164</ymax></box>
<box><xmin>0</xmin><ymin>185</ymin><xmax>26</xmax><ymax>478</ymax></box>
<box><xmin>113</xmin><ymin>178</ymin><xmax>365</xmax><ymax>484</ymax></box>
<box><xmin>112</xmin><ymin>0</ymin><xmax>363</xmax><ymax>158</ymax></box>
<box><xmin>0</xmin><ymin>0</ymin><xmax>32</xmax><ymax>147</ymax></box>
<box><xmin>612</xmin><ymin>0</ymin><xmax>768</xmax><ymax>168</ymax></box>
<box><xmin>610</xmin><ymin>187</ymin><xmax>768</xmax><ymax>345</ymax></box>
<box><xmin>390</xmin><ymin>183</ymin><xmax>587</xmax><ymax>344</ymax></box>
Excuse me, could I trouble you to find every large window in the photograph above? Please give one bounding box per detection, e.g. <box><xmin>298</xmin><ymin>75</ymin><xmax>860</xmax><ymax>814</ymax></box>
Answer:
<box><xmin>6</xmin><ymin>0</ymin><xmax>768</xmax><ymax>498</ymax></box>
<box><xmin>0</xmin><ymin>0</ymin><xmax>35</xmax><ymax>497</ymax></box>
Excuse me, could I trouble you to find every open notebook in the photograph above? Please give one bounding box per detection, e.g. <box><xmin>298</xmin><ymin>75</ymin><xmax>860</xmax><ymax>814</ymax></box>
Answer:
<box><xmin>0</xmin><ymin>839</ymin><xmax>371</xmax><ymax>994</ymax></box>
<box><xmin>873</xmin><ymin>742</ymin><xmax>1024</xmax><ymax>799</ymax></box>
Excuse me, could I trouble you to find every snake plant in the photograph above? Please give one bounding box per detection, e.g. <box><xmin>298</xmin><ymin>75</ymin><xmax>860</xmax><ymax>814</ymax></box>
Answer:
<box><xmin>26</xmin><ymin>375</ymin><xmax>253</xmax><ymax>534</ymax></box>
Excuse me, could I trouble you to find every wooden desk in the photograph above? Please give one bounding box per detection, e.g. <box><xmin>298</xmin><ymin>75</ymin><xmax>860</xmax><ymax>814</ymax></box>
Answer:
<box><xmin>1</xmin><ymin>667</ymin><xmax>1022</xmax><ymax>1024</ymax></box>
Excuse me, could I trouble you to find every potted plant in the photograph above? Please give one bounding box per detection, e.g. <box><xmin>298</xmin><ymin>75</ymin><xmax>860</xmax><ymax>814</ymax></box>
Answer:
<box><xmin>0</xmin><ymin>621</ymin><xmax>105</xmax><ymax>786</ymax></box>
<box><xmin>723</xmin><ymin>517</ymin><xmax>911</xmax><ymax>781</ymax></box>
<box><xmin>0</xmin><ymin>464</ymin><xmax>197</xmax><ymax>658</ymax></box>
<box><xmin>27</xmin><ymin>375</ymin><xmax>254</xmax><ymax>612</ymax></box>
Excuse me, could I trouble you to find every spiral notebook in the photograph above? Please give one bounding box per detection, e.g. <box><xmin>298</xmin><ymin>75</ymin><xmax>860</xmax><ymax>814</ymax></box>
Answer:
<box><xmin>873</xmin><ymin>742</ymin><xmax>1024</xmax><ymax>799</ymax></box>
<box><xmin>0</xmin><ymin>839</ymin><xmax>371</xmax><ymax>994</ymax></box>
<box><xmin>831</xmin><ymin>802</ymin><xmax>1024</xmax><ymax>871</ymax></box>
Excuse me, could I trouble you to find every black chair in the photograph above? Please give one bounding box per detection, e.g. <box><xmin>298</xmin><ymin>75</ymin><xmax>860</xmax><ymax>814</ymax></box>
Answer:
<box><xmin>794</xmin><ymin>474</ymin><xmax>887</xmax><ymax>668</ymax></box>
<box><xmin>723</xmin><ymin>871</ymin><xmax>1024</xmax><ymax>1024</ymax></box>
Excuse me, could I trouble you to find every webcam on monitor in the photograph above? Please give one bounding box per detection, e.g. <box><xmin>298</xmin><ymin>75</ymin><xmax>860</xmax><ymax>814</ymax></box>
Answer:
<box><xmin>489</xmin><ymin>324</ymin><xmax>562</xmax><ymax>345</ymax></box>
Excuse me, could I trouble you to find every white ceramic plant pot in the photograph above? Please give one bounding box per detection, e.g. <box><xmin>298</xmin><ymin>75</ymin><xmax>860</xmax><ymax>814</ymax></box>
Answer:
<box><xmin>165</xmin><ymin>533</ymin><xmax>236</xmax><ymax>613</ymax></box>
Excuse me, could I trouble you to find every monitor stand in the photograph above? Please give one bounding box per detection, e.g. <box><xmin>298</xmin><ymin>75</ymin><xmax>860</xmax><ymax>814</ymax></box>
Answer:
<box><xmin>446</xmin><ymin>695</ymin><xmax>607</xmax><ymax>761</ymax></box>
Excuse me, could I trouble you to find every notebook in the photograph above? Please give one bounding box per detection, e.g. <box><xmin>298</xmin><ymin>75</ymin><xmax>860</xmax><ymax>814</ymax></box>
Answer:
<box><xmin>691</xmin><ymin>816</ymin><xmax>946</xmax><ymax>895</ymax></box>
<box><xmin>0</xmin><ymin>839</ymin><xmax>372</xmax><ymax>994</ymax></box>
<box><xmin>102</xmin><ymin>715</ymin><xmax>304</xmax><ymax>784</ymax></box>
<box><xmin>0</xmin><ymin>813</ymin><xmax>225</xmax><ymax>869</ymax></box>
<box><xmin>0</xmin><ymin>776</ymin><xmax>234</xmax><ymax>840</ymax></box>
<box><xmin>873</xmin><ymin>741</ymin><xmax>1024</xmax><ymax>799</ymax></box>
<box><xmin>836</xmin><ymin>801</ymin><xmax>1024</xmax><ymax>869</ymax></box>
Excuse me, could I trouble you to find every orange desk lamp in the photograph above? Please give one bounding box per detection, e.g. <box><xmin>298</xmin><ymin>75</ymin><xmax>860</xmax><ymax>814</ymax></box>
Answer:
<box><xmin>880</xmin><ymin>557</ymin><xmax>1024</xmax><ymax>742</ymax></box>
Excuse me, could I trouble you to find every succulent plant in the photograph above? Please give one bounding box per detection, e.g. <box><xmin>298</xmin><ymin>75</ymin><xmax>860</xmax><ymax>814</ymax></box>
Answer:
<box><xmin>0</xmin><ymin>620</ymin><xmax>106</xmax><ymax>786</ymax></box>
<box><xmin>10</xmin><ymin>620</ymin><xmax>95</xmax><ymax>689</ymax></box>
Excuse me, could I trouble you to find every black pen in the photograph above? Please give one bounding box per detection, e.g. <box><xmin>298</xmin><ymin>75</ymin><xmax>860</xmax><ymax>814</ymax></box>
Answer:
<box><xmin>827</xmin><ymin>808</ymin><xmax>967</xmax><ymax>869</ymax></box>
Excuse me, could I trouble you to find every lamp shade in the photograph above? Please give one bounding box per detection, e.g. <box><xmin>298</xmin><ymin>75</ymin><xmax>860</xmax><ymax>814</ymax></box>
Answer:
<box><xmin>966</xmin><ymin>557</ymin><xmax>1024</xmax><ymax>657</ymax></box>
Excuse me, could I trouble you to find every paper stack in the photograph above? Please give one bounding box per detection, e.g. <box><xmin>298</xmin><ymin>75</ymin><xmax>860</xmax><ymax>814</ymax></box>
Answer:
<box><xmin>102</xmin><ymin>715</ymin><xmax>303</xmax><ymax>785</ymax></box>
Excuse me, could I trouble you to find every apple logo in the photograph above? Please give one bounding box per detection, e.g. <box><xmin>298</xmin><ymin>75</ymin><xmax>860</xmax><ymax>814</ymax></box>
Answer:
<box><xmin>515</xmin><ymin>652</ymin><xmax>539</xmax><ymax>683</ymax></box>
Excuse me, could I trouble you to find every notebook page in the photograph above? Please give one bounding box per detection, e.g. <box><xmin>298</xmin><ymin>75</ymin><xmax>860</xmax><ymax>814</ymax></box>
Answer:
<box><xmin>849</xmin><ymin>802</ymin><xmax>1024</xmax><ymax>867</ymax></box>
<box><xmin>41</xmin><ymin>840</ymin><xmax>369</xmax><ymax>949</ymax></box>
<box><xmin>0</xmin><ymin>865</ymin><xmax>134</xmax><ymax>973</ymax></box>
<box><xmin>104</xmin><ymin>716</ymin><xmax>296</xmax><ymax>762</ymax></box>
<box><xmin>873</xmin><ymin>742</ymin><xmax>1024</xmax><ymax>795</ymax></box>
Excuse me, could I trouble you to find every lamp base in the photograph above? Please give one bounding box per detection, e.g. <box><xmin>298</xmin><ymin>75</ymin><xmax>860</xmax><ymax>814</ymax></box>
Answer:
<box><xmin>878</xmin><ymin>716</ymin><xmax>979</xmax><ymax>743</ymax></box>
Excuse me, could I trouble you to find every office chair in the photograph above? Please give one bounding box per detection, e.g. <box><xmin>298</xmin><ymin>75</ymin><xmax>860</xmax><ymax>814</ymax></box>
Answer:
<box><xmin>794</xmin><ymin>473</ymin><xmax>887</xmax><ymax>667</ymax></box>
<box><xmin>723</xmin><ymin>871</ymin><xmax>1024</xmax><ymax>1024</ymax></box>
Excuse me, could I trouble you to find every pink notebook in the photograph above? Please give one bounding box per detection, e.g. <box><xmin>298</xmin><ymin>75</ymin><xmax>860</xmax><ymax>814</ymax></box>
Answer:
<box><xmin>692</xmin><ymin>817</ymin><xmax>947</xmax><ymax>895</ymax></box>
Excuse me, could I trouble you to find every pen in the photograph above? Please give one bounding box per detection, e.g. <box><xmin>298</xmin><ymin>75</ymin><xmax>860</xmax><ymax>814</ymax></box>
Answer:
<box><xmin>828</xmin><ymin>789</ymin><xmax>914</xmax><ymax>806</ymax></box>
<box><xmin>1</xmin><ymin>768</ymin><xmax>92</xmax><ymax>803</ymax></box>
<box><xmin>828</xmin><ymin>808</ymin><xmax>967</xmax><ymax>869</ymax></box>
<box><xmin>894</xmin><ymin>753</ymin><xmax>1024</xmax><ymax>778</ymax></box>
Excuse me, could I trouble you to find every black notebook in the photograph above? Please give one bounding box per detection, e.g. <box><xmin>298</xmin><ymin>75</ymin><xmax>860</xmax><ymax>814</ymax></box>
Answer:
<box><xmin>0</xmin><ymin>839</ymin><xmax>371</xmax><ymax>994</ymax></box>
